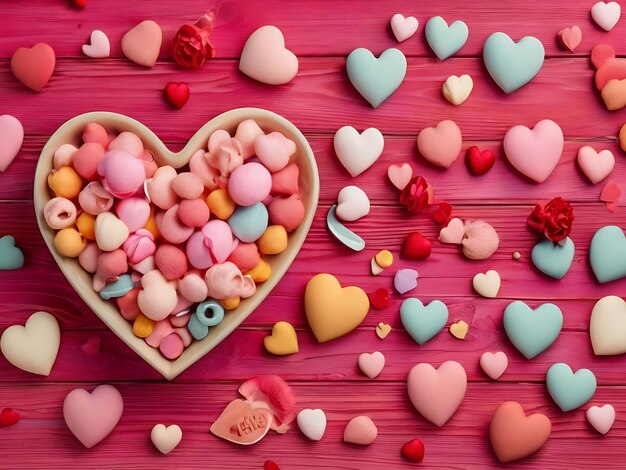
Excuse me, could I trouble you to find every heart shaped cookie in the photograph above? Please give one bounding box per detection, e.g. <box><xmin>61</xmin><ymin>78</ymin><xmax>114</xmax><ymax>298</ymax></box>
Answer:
<box><xmin>334</xmin><ymin>126</ymin><xmax>384</xmax><ymax>177</ymax></box>
<box><xmin>121</xmin><ymin>20</ymin><xmax>162</xmax><ymax>67</ymax></box>
<box><xmin>546</xmin><ymin>362</ymin><xmax>597</xmax><ymax>411</ymax></box>
<box><xmin>577</xmin><ymin>146</ymin><xmax>615</xmax><ymax>183</ymax></box>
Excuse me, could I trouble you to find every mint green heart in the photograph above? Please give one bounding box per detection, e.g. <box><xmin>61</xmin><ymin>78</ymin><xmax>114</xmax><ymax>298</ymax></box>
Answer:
<box><xmin>590</xmin><ymin>226</ymin><xmax>626</xmax><ymax>283</ymax></box>
<box><xmin>483</xmin><ymin>32</ymin><xmax>545</xmax><ymax>93</ymax></box>
<box><xmin>425</xmin><ymin>16</ymin><xmax>469</xmax><ymax>60</ymax></box>
<box><xmin>531</xmin><ymin>237</ymin><xmax>575</xmax><ymax>279</ymax></box>
<box><xmin>546</xmin><ymin>363</ymin><xmax>596</xmax><ymax>411</ymax></box>
<box><xmin>0</xmin><ymin>235</ymin><xmax>24</xmax><ymax>270</ymax></box>
<box><xmin>346</xmin><ymin>48</ymin><xmax>407</xmax><ymax>108</ymax></box>
<box><xmin>503</xmin><ymin>301</ymin><xmax>562</xmax><ymax>359</ymax></box>
<box><xmin>400</xmin><ymin>298</ymin><xmax>448</xmax><ymax>345</ymax></box>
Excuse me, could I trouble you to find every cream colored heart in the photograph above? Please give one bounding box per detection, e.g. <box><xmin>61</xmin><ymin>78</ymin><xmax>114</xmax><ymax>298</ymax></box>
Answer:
<box><xmin>0</xmin><ymin>311</ymin><xmax>60</xmax><ymax>376</ymax></box>
<box><xmin>442</xmin><ymin>75</ymin><xmax>473</xmax><ymax>105</ymax></box>
<box><xmin>334</xmin><ymin>126</ymin><xmax>384</xmax><ymax>177</ymax></box>
<box><xmin>472</xmin><ymin>270</ymin><xmax>501</xmax><ymax>298</ymax></box>
<box><xmin>151</xmin><ymin>424</ymin><xmax>182</xmax><ymax>454</ymax></box>
<box><xmin>239</xmin><ymin>25</ymin><xmax>299</xmax><ymax>85</ymax></box>
<box><xmin>590</xmin><ymin>296</ymin><xmax>626</xmax><ymax>355</ymax></box>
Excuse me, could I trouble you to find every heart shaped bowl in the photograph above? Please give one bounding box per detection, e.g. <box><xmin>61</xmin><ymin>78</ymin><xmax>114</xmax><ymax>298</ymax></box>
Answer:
<box><xmin>34</xmin><ymin>109</ymin><xmax>319</xmax><ymax>380</ymax></box>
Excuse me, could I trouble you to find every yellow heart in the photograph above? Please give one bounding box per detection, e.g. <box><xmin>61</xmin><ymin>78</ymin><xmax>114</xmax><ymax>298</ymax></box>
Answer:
<box><xmin>442</xmin><ymin>74</ymin><xmax>473</xmax><ymax>105</ymax></box>
<box><xmin>264</xmin><ymin>321</ymin><xmax>299</xmax><ymax>355</ymax></box>
<box><xmin>376</xmin><ymin>322</ymin><xmax>392</xmax><ymax>339</ymax></box>
<box><xmin>450</xmin><ymin>320</ymin><xmax>469</xmax><ymax>340</ymax></box>
<box><xmin>374</xmin><ymin>250</ymin><xmax>393</xmax><ymax>268</ymax></box>
<box><xmin>304</xmin><ymin>273</ymin><xmax>369</xmax><ymax>342</ymax></box>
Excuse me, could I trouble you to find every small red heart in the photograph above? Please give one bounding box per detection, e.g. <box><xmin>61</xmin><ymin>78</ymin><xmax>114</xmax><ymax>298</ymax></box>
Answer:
<box><xmin>81</xmin><ymin>336</ymin><xmax>101</xmax><ymax>355</ymax></box>
<box><xmin>466</xmin><ymin>146</ymin><xmax>496</xmax><ymax>176</ymax></box>
<box><xmin>591</xmin><ymin>44</ymin><xmax>616</xmax><ymax>70</ymax></box>
<box><xmin>431</xmin><ymin>202</ymin><xmax>452</xmax><ymax>226</ymax></box>
<box><xmin>72</xmin><ymin>0</ymin><xmax>87</xmax><ymax>8</ymax></box>
<box><xmin>601</xmin><ymin>181</ymin><xmax>621</xmax><ymax>203</ymax></box>
<box><xmin>401</xmin><ymin>438</ymin><xmax>425</xmax><ymax>463</ymax></box>
<box><xmin>368</xmin><ymin>288</ymin><xmax>389</xmax><ymax>310</ymax></box>
<box><xmin>164</xmin><ymin>82</ymin><xmax>190</xmax><ymax>109</ymax></box>
<box><xmin>264</xmin><ymin>460</ymin><xmax>280</xmax><ymax>470</ymax></box>
<box><xmin>0</xmin><ymin>408</ymin><xmax>21</xmax><ymax>427</ymax></box>
<box><xmin>401</xmin><ymin>232</ymin><xmax>432</xmax><ymax>260</ymax></box>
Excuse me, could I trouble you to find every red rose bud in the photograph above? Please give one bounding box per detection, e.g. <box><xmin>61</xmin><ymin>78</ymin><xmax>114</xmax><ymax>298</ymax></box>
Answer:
<box><xmin>400</xmin><ymin>176</ymin><xmax>432</xmax><ymax>214</ymax></box>
<box><xmin>527</xmin><ymin>197</ymin><xmax>574</xmax><ymax>243</ymax></box>
<box><xmin>171</xmin><ymin>11</ymin><xmax>217</xmax><ymax>69</ymax></box>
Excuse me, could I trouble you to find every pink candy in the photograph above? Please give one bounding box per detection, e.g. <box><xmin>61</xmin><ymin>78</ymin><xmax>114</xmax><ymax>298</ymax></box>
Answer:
<box><xmin>79</xmin><ymin>181</ymin><xmax>114</xmax><ymax>215</ymax></box>
<box><xmin>204</xmin><ymin>261</ymin><xmax>256</xmax><ymax>300</ymax></box>
<box><xmin>157</xmin><ymin>204</ymin><xmax>194</xmax><ymax>244</ymax></box>
<box><xmin>254</xmin><ymin>132</ymin><xmax>295</xmax><ymax>172</ymax></box>
<box><xmin>98</xmin><ymin>150</ymin><xmax>146</xmax><ymax>199</ymax></box>
<box><xmin>146</xmin><ymin>166</ymin><xmax>177</xmax><ymax>210</ymax></box>
<box><xmin>72</xmin><ymin>142</ymin><xmax>105</xmax><ymax>180</ymax></box>
<box><xmin>155</xmin><ymin>244</ymin><xmax>188</xmax><ymax>280</ymax></box>
<box><xmin>43</xmin><ymin>197</ymin><xmax>77</xmax><ymax>230</ymax></box>
<box><xmin>137</xmin><ymin>270</ymin><xmax>178</xmax><ymax>321</ymax></box>
<box><xmin>268</xmin><ymin>194</ymin><xmax>305</xmax><ymax>232</ymax></box>
<box><xmin>228</xmin><ymin>162</ymin><xmax>272</xmax><ymax>206</ymax></box>
<box><xmin>116</xmin><ymin>197</ymin><xmax>150</xmax><ymax>232</ymax></box>
<box><xmin>171</xmin><ymin>172</ymin><xmax>204</xmax><ymax>199</ymax></box>
<box><xmin>186</xmin><ymin>220</ymin><xmax>237</xmax><ymax>270</ymax></box>
<box><xmin>178</xmin><ymin>199</ymin><xmax>210</xmax><ymax>227</ymax></box>
<box><xmin>123</xmin><ymin>229</ymin><xmax>156</xmax><ymax>264</ymax></box>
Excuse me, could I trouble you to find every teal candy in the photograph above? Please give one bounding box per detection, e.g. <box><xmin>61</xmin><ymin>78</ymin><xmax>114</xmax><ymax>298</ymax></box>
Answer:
<box><xmin>483</xmin><ymin>32</ymin><xmax>545</xmax><ymax>93</ymax></box>
<box><xmin>590</xmin><ymin>225</ymin><xmax>626</xmax><ymax>283</ymax></box>
<box><xmin>326</xmin><ymin>204</ymin><xmax>365</xmax><ymax>252</ymax></box>
<box><xmin>424</xmin><ymin>16</ymin><xmax>469</xmax><ymax>60</ymax></box>
<box><xmin>188</xmin><ymin>313</ymin><xmax>209</xmax><ymax>340</ymax></box>
<box><xmin>503</xmin><ymin>301</ymin><xmax>562</xmax><ymax>359</ymax></box>
<box><xmin>400</xmin><ymin>298</ymin><xmax>449</xmax><ymax>345</ymax></box>
<box><xmin>546</xmin><ymin>363</ymin><xmax>597</xmax><ymax>412</ymax></box>
<box><xmin>195</xmin><ymin>300</ymin><xmax>225</xmax><ymax>327</ymax></box>
<box><xmin>531</xmin><ymin>237</ymin><xmax>575</xmax><ymax>279</ymax></box>
<box><xmin>228</xmin><ymin>202</ymin><xmax>268</xmax><ymax>243</ymax></box>
<box><xmin>99</xmin><ymin>274</ymin><xmax>134</xmax><ymax>300</ymax></box>
<box><xmin>346</xmin><ymin>48</ymin><xmax>407</xmax><ymax>108</ymax></box>
<box><xmin>0</xmin><ymin>235</ymin><xmax>24</xmax><ymax>270</ymax></box>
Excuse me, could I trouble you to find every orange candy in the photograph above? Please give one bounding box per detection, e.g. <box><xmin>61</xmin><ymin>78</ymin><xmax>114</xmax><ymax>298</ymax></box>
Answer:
<box><xmin>47</xmin><ymin>167</ymin><xmax>83</xmax><ymax>199</ymax></box>
<box><xmin>53</xmin><ymin>227</ymin><xmax>86</xmax><ymax>257</ymax></box>
<box><xmin>245</xmin><ymin>258</ymin><xmax>272</xmax><ymax>283</ymax></box>
<box><xmin>222</xmin><ymin>297</ymin><xmax>241</xmax><ymax>310</ymax></box>
<box><xmin>206</xmin><ymin>189</ymin><xmax>236</xmax><ymax>220</ymax></box>
<box><xmin>133</xmin><ymin>313</ymin><xmax>155</xmax><ymax>338</ymax></box>
<box><xmin>76</xmin><ymin>212</ymin><xmax>96</xmax><ymax>240</ymax></box>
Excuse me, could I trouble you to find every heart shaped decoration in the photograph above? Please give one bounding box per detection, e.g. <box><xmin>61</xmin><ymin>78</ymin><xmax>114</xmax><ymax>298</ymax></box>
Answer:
<box><xmin>400</xmin><ymin>298</ymin><xmax>448</xmax><ymax>345</ymax></box>
<box><xmin>591</xmin><ymin>2</ymin><xmax>621</xmax><ymax>31</ymax></box>
<box><xmin>466</xmin><ymin>146</ymin><xmax>495</xmax><ymax>176</ymax></box>
<box><xmin>442</xmin><ymin>74</ymin><xmax>473</xmax><ymax>105</ymax></box>
<box><xmin>472</xmin><ymin>270</ymin><xmax>501</xmax><ymax>298</ymax></box>
<box><xmin>503</xmin><ymin>301</ymin><xmax>563</xmax><ymax>359</ymax></box>
<box><xmin>577</xmin><ymin>146</ymin><xmax>615</xmax><ymax>183</ymax></box>
<box><xmin>0</xmin><ymin>115</ymin><xmax>24</xmax><ymax>172</ymax></box>
<box><xmin>390</xmin><ymin>14</ymin><xmax>419</xmax><ymax>42</ymax></box>
<box><xmin>0</xmin><ymin>235</ymin><xmax>24</xmax><ymax>270</ymax></box>
<box><xmin>121</xmin><ymin>20</ymin><xmax>162</xmax><ymax>67</ymax></box>
<box><xmin>590</xmin><ymin>296</ymin><xmax>626</xmax><ymax>355</ymax></box>
<box><xmin>558</xmin><ymin>26</ymin><xmax>582</xmax><ymax>53</ymax></box>
<box><xmin>82</xmin><ymin>30</ymin><xmax>111</xmax><ymax>59</ymax></box>
<box><xmin>417</xmin><ymin>120</ymin><xmax>462</xmax><ymax>169</ymax></box>
<box><xmin>163</xmin><ymin>82</ymin><xmax>190</xmax><ymax>110</ymax></box>
<box><xmin>151</xmin><ymin>424</ymin><xmax>182</xmax><ymax>454</ymax></box>
<box><xmin>239</xmin><ymin>26</ymin><xmax>299</xmax><ymax>85</ymax></box>
<box><xmin>10</xmin><ymin>43</ymin><xmax>56</xmax><ymax>92</ymax></box>
<box><xmin>34</xmin><ymin>110</ymin><xmax>319</xmax><ymax>379</ymax></box>
<box><xmin>387</xmin><ymin>163</ymin><xmax>412</xmax><ymax>190</ymax></box>
<box><xmin>358</xmin><ymin>351</ymin><xmax>385</xmax><ymax>379</ymax></box>
<box><xmin>297</xmin><ymin>408</ymin><xmax>326</xmax><ymax>441</ymax></box>
<box><xmin>586</xmin><ymin>404</ymin><xmax>615</xmax><ymax>434</ymax></box>
<box><xmin>263</xmin><ymin>321</ymin><xmax>299</xmax><ymax>356</ymax></box>
<box><xmin>424</xmin><ymin>16</ymin><xmax>469</xmax><ymax>60</ymax></box>
<box><xmin>210</xmin><ymin>398</ymin><xmax>273</xmax><ymax>445</ymax></box>
<box><xmin>334</xmin><ymin>126</ymin><xmax>384</xmax><ymax>177</ymax></box>
<box><xmin>336</xmin><ymin>185</ymin><xmax>370</xmax><ymax>221</ymax></box>
<box><xmin>531</xmin><ymin>237</ymin><xmax>575</xmax><ymax>279</ymax></box>
<box><xmin>589</xmin><ymin>225</ymin><xmax>626</xmax><ymax>283</ymax></box>
<box><xmin>546</xmin><ymin>362</ymin><xmax>597</xmax><ymax>411</ymax></box>
<box><xmin>480</xmin><ymin>351</ymin><xmax>508</xmax><ymax>380</ymax></box>
<box><xmin>601</xmin><ymin>78</ymin><xmax>626</xmax><ymax>111</ymax></box>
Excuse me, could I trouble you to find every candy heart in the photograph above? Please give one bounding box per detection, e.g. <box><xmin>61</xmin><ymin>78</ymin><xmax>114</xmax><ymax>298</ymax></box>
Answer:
<box><xmin>531</xmin><ymin>237</ymin><xmax>575</xmax><ymax>279</ymax></box>
<box><xmin>255</xmin><ymin>132</ymin><xmax>296</xmax><ymax>172</ymax></box>
<box><xmin>400</xmin><ymin>298</ymin><xmax>448</xmax><ymax>345</ymax></box>
<box><xmin>417</xmin><ymin>120</ymin><xmax>462</xmax><ymax>169</ymax></box>
<box><xmin>82</xmin><ymin>30</ymin><xmax>110</xmax><ymax>58</ymax></box>
<box><xmin>239</xmin><ymin>26</ymin><xmax>298</xmax><ymax>85</ymax></box>
<box><xmin>600</xmin><ymin>183</ymin><xmax>621</xmax><ymax>203</ymax></box>
<box><xmin>0</xmin><ymin>311</ymin><xmax>59</xmax><ymax>376</ymax></box>
<box><xmin>210</xmin><ymin>398</ymin><xmax>273</xmax><ymax>445</ymax></box>
<box><xmin>368</xmin><ymin>288</ymin><xmax>389</xmax><ymax>310</ymax></box>
<box><xmin>343</xmin><ymin>416</ymin><xmax>377</xmax><ymax>445</ymax></box>
<box><xmin>586</xmin><ymin>404</ymin><xmax>615</xmax><ymax>434</ymax></box>
<box><xmin>577</xmin><ymin>146</ymin><xmax>615</xmax><ymax>183</ymax></box>
<box><xmin>546</xmin><ymin>363</ymin><xmax>597</xmax><ymax>411</ymax></box>
<box><xmin>592</xmin><ymin>44</ymin><xmax>616</xmax><ymax>70</ymax></box>
<box><xmin>466</xmin><ymin>146</ymin><xmax>495</xmax><ymax>176</ymax></box>
<box><xmin>483</xmin><ymin>32</ymin><xmax>545</xmax><ymax>93</ymax></box>
<box><xmin>439</xmin><ymin>217</ymin><xmax>465</xmax><ymax>244</ymax></box>
<box><xmin>336</xmin><ymin>186</ymin><xmax>370</xmax><ymax>221</ymax></box>
<box><xmin>594</xmin><ymin>56</ymin><xmax>626</xmax><ymax>90</ymax></box>
<box><xmin>401</xmin><ymin>232</ymin><xmax>432</xmax><ymax>260</ymax></box>
<box><xmin>442</xmin><ymin>74</ymin><xmax>473</xmax><ymax>105</ymax></box>
<box><xmin>95</xmin><ymin>212</ymin><xmax>129</xmax><ymax>251</ymax></box>
<box><xmin>490</xmin><ymin>401</ymin><xmax>551</xmax><ymax>463</ymax></box>
<box><xmin>387</xmin><ymin>163</ymin><xmax>412</xmax><ymax>190</ymax></box>
<box><xmin>424</xmin><ymin>16</ymin><xmax>469</xmax><ymax>60</ymax></box>
<box><xmin>558</xmin><ymin>26</ymin><xmax>582</xmax><ymax>53</ymax></box>
<box><xmin>151</xmin><ymin>424</ymin><xmax>182</xmax><ymax>454</ymax></box>
<box><xmin>297</xmin><ymin>409</ymin><xmax>326</xmax><ymax>441</ymax></box>
<box><xmin>390</xmin><ymin>14</ymin><xmax>419</xmax><ymax>42</ymax></box>
<box><xmin>590</xmin><ymin>296</ymin><xmax>626</xmax><ymax>355</ymax></box>
<box><xmin>264</xmin><ymin>321</ymin><xmax>299</xmax><ymax>356</ymax></box>
<box><xmin>432</xmin><ymin>202</ymin><xmax>452</xmax><ymax>225</ymax></box>
<box><xmin>121</xmin><ymin>20</ymin><xmax>162</xmax><ymax>67</ymax></box>
<box><xmin>449</xmin><ymin>320</ymin><xmax>469</xmax><ymax>339</ymax></box>
<box><xmin>601</xmin><ymin>78</ymin><xmax>626</xmax><ymax>111</ymax></box>
<box><xmin>163</xmin><ymin>82</ymin><xmax>190</xmax><ymax>110</ymax></box>
<box><xmin>370</xmin><ymin>257</ymin><xmax>384</xmax><ymax>275</ymax></box>
<box><xmin>375</xmin><ymin>322</ymin><xmax>391</xmax><ymax>339</ymax></box>
<box><xmin>63</xmin><ymin>384</ymin><xmax>124</xmax><ymax>448</ymax></box>
<box><xmin>334</xmin><ymin>126</ymin><xmax>384</xmax><ymax>177</ymax></box>
<box><xmin>472</xmin><ymin>270</ymin><xmax>501</xmax><ymax>298</ymax></box>
<box><xmin>591</xmin><ymin>2</ymin><xmax>621</xmax><ymax>31</ymax></box>
<box><xmin>503</xmin><ymin>119</ymin><xmax>563</xmax><ymax>183</ymax></box>
<box><xmin>401</xmin><ymin>439</ymin><xmax>425</xmax><ymax>463</ymax></box>
<box><xmin>0</xmin><ymin>115</ymin><xmax>24</xmax><ymax>172</ymax></box>
<box><xmin>346</xmin><ymin>48</ymin><xmax>407</xmax><ymax>108</ymax></box>
<box><xmin>304</xmin><ymin>273</ymin><xmax>369</xmax><ymax>342</ymax></box>
<box><xmin>358</xmin><ymin>351</ymin><xmax>385</xmax><ymax>379</ymax></box>
<box><xmin>407</xmin><ymin>361</ymin><xmax>467</xmax><ymax>426</ymax></box>
<box><xmin>0</xmin><ymin>235</ymin><xmax>24</xmax><ymax>270</ymax></box>
<box><xmin>589</xmin><ymin>226</ymin><xmax>626</xmax><ymax>283</ymax></box>
<box><xmin>503</xmin><ymin>301</ymin><xmax>563</xmax><ymax>359</ymax></box>
<box><xmin>0</xmin><ymin>408</ymin><xmax>21</xmax><ymax>427</ymax></box>
<box><xmin>10</xmin><ymin>43</ymin><xmax>56</xmax><ymax>91</ymax></box>
<box><xmin>480</xmin><ymin>351</ymin><xmax>508</xmax><ymax>380</ymax></box>
<box><xmin>394</xmin><ymin>268</ymin><xmax>418</xmax><ymax>294</ymax></box>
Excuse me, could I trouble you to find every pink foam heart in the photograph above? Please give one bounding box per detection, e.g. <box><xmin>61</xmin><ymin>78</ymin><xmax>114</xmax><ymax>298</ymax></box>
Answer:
<box><xmin>480</xmin><ymin>351</ymin><xmax>508</xmax><ymax>380</ymax></box>
<box><xmin>63</xmin><ymin>384</ymin><xmax>124</xmax><ymax>448</ymax></box>
<box><xmin>558</xmin><ymin>26</ymin><xmax>582</xmax><ymax>52</ymax></box>
<box><xmin>254</xmin><ymin>132</ymin><xmax>296</xmax><ymax>172</ymax></box>
<box><xmin>439</xmin><ymin>217</ymin><xmax>465</xmax><ymax>244</ymax></box>
<box><xmin>577</xmin><ymin>146</ymin><xmax>615</xmax><ymax>184</ymax></box>
<box><xmin>0</xmin><ymin>115</ymin><xmax>24</xmax><ymax>172</ymax></box>
<box><xmin>121</xmin><ymin>20</ymin><xmax>162</xmax><ymax>67</ymax></box>
<box><xmin>503</xmin><ymin>119</ymin><xmax>564</xmax><ymax>183</ymax></box>
<box><xmin>82</xmin><ymin>30</ymin><xmax>110</xmax><ymax>58</ymax></box>
<box><xmin>390</xmin><ymin>14</ymin><xmax>419</xmax><ymax>42</ymax></box>
<box><xmin>591</xmin><ymin>2</ymin><xmax>621</xmax><ymax>32</ymax></box>
<box><xmin>387</xmin><ymin>163</ymin><xmax>413</xmax><ymax>190</ymax></box>
<box><xmin>417</xmin><ymin>120</ymin><xmax>462</xmax><ymax>169</ymax></box>
<box><xmin>407</xmin><ymin>361</ymin><xmax>467</xmax><ymax>427</ymax></box>
<box><xmin>239</xmin><ymin>26</ymin><xmax>299</xmax><ymax>85</ymax></box>
<box><xmin>358</xmin><ymin>351</ymin><xmax>385</xmax><ymax>378</ymax></box>
<box><xmin>586</xmin><ymin>404</ymin><xmax>615</xmax><ymax>434</ymax></box>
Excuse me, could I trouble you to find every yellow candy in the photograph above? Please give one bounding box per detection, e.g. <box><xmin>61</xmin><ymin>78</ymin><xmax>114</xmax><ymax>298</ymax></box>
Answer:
<box><xmin>374</xmin><ymin>250</ymin><xmax>393</xmax><ymax>268</ymax></box>
<box><xmin>206</xmin><ymin>189</ymin><xmax>236</xmax><ymax>220</ymax></box>
<box><xmin>222</xmin><ymin>297</ymin><xmax>240</xmax><ymax>310</ymax></box>
<box><xmin>143</xmin><ymin>210</ymin><xmax>160</xmax><ymax>239</ymax></box>
<box><xmin>53</xmin><ymin>227</ymin><xmax>86</xmax><ymax>257</ymax></box>
<box><xmin>76</xmin><ymin>212</ymin><xmax>96</xmax><ymax>240</ymax></box>
<box><xmin>47</xmin><ymin>167</ymin><xmax>83</xmax><ymax>199</ymax></box>
<box><xmin>245</xmin><ymin>259</ymin><xmax>272</xmax><ymax>283</ymax></box>
<box><xmin>257</xmin><ymin>225</ymin><xmax>288</xmax><ymax>255</ymax></box>
<box><xmin>133</xmin><ymin>313</ymin><xmax>155</xmax><ymax>338</ymax></box>
<box><xmin>264</xmin><ymin>321</ymin><xmax>299</xmax><ymax>355</ymax></box>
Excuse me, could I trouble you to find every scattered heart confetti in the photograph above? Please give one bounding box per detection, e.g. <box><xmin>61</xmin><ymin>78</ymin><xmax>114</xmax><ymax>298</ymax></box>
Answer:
<box><xmin>0</xmin><ymin>408</ymin><xmax>21</xmax><ymax>427</ymax></box>
<box><xmin>81</xmin><ymin>336</ymin><xmax>101</xmax><ymax>355</ymax></box>
<box><xmin>375</xmin><ymin>322</ymin><xmax>392</xmax><ymax>339</ymax></box>
<box><xmin>368</xmin><ymin>288</ymin><xmax>389</xmax><ymax>310</ymax></box>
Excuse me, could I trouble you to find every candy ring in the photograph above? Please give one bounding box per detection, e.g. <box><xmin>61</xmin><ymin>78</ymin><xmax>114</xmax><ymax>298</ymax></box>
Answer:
<box><xmin>195</xmin><ymin>300</ymin><xmax>225</xmax><ymax>327</ymax></box>
<box><xmin>43</xmin><ymin>197</ymin><xmax>78</xmax><ymax>230</ymax></box>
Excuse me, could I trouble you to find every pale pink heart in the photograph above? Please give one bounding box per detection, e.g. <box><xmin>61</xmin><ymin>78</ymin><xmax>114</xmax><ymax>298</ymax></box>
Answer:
<box><xmin>407</xmin><ymin>361</ymin><xmax>467</xmax><ymax>427</ymax></box>
<box><xmin>503</xmin><ymin>119</ymin><xmax>564</xmax><ymax>183</ymax></box>
<box><xmin>577</xmin><ymin>146</ymin><xmax>615</xmax><ymax>184</ymax></box>
<box><xmin>239</xmin><ymin>26</ymin><xmax>299</xmax><ymax>85</ymax></box>
<box><xmin>358</xmin><ymin>351</ymin><xmax>385</xmax><ymax>379</ymax></box>
<box><xmin>387</xmin><ymin>163</ymin><xmax>413</xmax><ymax>190</ymax></box>
<box><xmin>0</xmin><ymin>115</ymin><xmax>24</xmax><ymax>172</ymax></box>
<box><xmin>439</xmin><ymin>217</ymin><xmax>465</xmax><ymax>244</ymax></box>
<box><xmin>254</xmin><ymin>132</ymin><xmax>296</xmax><ymax>172</ymax></box>
<box><xmin>390</xmin><ymin>14</ymin><xmax>419</xmax><ymax>42</ymax></box>
<box><xmin>82</xmin><ymin>30</ymin><xmax>111</xmax><ymax>58</ymax></box>
<box><xmin>480</xmin><ymin>351</ymin><xmax>508</xmax><ymax>380</ymax></box>
<box><xmin>586</xmin><ymin>404</ymin><xmax>615</xmax><ymax>434</ymax></box>
<box><xmin>591</xmin><ymin>2</ymin><xmax>621</xmax><ymax>31</ymax></box>
<box><xmin>417</xmin><ymin>120</ymin><xmax>462</xmax><ymax>169</ymax></box>
<box><xmin>63</xmin><ymin>384</ymin><xmax>124</xmax><ymax>448</ymax></box>
<box><xmin>558</xmin><ymin>26</ymin><xmax>582</xmax><ymax>52</ymax></box>
<box><xmin>121</xmin><ymin>20</ymin><xmax>162</xmax><ymax>67</ymax></box>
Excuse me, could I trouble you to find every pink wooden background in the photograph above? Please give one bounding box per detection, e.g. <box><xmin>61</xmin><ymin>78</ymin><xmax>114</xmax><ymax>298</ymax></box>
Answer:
<box><xmin>1</xmin><ymin>0</ymin><xmax>626</xmax><ymax>468</ymax></box>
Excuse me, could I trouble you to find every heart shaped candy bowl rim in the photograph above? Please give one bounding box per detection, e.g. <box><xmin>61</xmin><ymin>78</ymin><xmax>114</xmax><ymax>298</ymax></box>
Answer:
<box><xmin>34</xmin><ymin>109</ymin><xmax>320</xmax><ymax>380</ymax></box>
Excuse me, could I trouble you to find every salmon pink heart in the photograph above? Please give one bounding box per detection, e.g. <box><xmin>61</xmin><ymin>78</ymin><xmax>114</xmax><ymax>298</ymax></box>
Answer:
<box><xmin>164</xmin><ymin>82</ymin><xmax>190</xmax><ymax>109</ymax></box>
<box><xmin>466</xmin><ymin>146</ymin><xmax>495</xmax><ymax>176</ymax></box>
<box><xmin>10</xmin><ymin>43</ymin><xmax>56</xmax><ymax>92</ymax></box>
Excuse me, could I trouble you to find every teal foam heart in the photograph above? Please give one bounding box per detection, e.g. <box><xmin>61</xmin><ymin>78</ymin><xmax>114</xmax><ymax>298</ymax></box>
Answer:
<box><xmin>503</xmin><ymin>301</ymin><xmax>562</xmax><ymax>359</ymax></box>
<box><xmin>346</xmin><ymin>48</ymin><xmax>407</xmax><ymax>108</ymax></box>
<box><xmin>483</xmin><ymin>32</ymin><xmax>545</xmax><ymax>93</ymax></box>
<box><xmin>546</xmin><ymin>363</ymin><xmax>596</xmax><ymax>411</ymax></box>
<box><xmin>531</xmin><ymin>237</ymin><xmax>575</xmax><ymax>279</ymax></box>
<box><xmin>0</xmin><ymin>235</ymin><xmax>24</xmax><ymax>270</ymax></box>
<box><xmin>425</xmin><ymin>16</ymin><xmax>469</xmax><ymax>60</ymax></box>
<box><xmin>400</xmin><ymin>298</ymin><xmax>448</xmax><ymax>345</ymax></box>
<box><xmin>590</xmin><ymin>225</ymin><xmax>626</xmax><ymax>283</ymax></box>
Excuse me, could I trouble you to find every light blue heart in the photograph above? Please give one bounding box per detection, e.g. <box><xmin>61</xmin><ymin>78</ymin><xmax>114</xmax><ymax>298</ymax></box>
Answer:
<box><xmin>425</xmin><ymin>16</ymin><xmax>469</xmax><ymax>60</ymax></box>
<box><xmin>590</xmin><ymin>225</ymin><xmax>626</xmax><ymax>283</ymax></box>
<box><xmin>483</xmin><ymin>32</ymin><xmax>545</xmax><ymax>93</ymax></box>
<box><xmin>228</xmin><ymin>202</ymin><xmax>268</xmax><ymax>243</ymax></box>
<box><xmin>346</xmin><ymin>48</ymin><xmax>407</xmax><ymax>108</ymax></box>
<box><xmin>546</xmin><ymin>363</ymin><xmax>596</xmax><ymax>412</ymax></box>
<box><xmin>0</xmin><ymin>235</ymin><xmax>24</xmax><ymax>270</ymax></box>
<box><xmin>400</xmin><ymin>298</ymin><xmax>448</xmax><ymax>345</ymax></box>
<box><xmin>531</xmin><ymin>237</ymin><xmax>575</xmax><ymax>279</ymax></box>
<box><xmin>503</xmin><ymin>301</ymin><xmax>562</xmax><ymax>359</ymax></box>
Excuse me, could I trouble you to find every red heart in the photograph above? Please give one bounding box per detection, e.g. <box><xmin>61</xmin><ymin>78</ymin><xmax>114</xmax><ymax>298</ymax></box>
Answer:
<box><xmin>0</xmin><ymin>408</ymin><xmax>21</xmax><ymax>427</ymax></box>
<box><xmin>11</xmin><ymin>43</ymin><xmax>56</xmax><ymax>92</ymax></box>
<box><xmin>264</xmin><ymin>460</ymin><xmax>280</xmax><ymax>470</ymax></box>
<box><xmin>591</xmin><ymin>44</ymin><xmax>616</xmax><ymax>70</ymax></box>
<box><xmin>368</xmin><ymin>288</ymin><xmax>389</xmax><ymax>310</ymax></box>
<box><xmin>164</xmin><ymin>82</ymin><xmax>191</xmax><ymax>109</ymax></box>
<box><xmin>431</xmin><ymin>202</ymin><xmax>452</xmax><ymax>225</ymax></box>
<box><xmin>401</xmin><ymin>232</ymin><xmax>432</xmax><ymax>260</ymax></box>
<box><xmin>401</xmin><ymin>438</ymin><xmax>425</xmax><ymax>463</ymax></box>
<box><xmin>601</xmin><ymin>181</ymin><xmax>621</xmax><ymax>203</ymax></box>
<box><xmin>466</xmin><ymin>146</ymin><xmax>496</xmax><ymax>176</ymax></box>
<box><xmin>72</xmin><ymin>0</ymin><xmax>87</xmax><ymax>7</ymax></box>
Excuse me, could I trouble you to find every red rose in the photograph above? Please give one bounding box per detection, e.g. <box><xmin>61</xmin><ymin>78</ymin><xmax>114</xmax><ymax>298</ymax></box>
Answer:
<box><xmin>400</xmin><ymin>176</ymin><xmax>432</xmax><ymax>214</ymax></box>
<box><xmin>527</xmin><ymin>197</ymin><xmax>574</xmax><ymax>243</ymax></box>
<box><xmin>171</xmin><ymin>20</ymin><xmax>216</xmax><ymax>69</ymax></box>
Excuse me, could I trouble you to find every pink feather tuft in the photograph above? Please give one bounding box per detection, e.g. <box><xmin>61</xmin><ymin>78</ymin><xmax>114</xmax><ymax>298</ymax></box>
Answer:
<box><xmin>239</xmin><ymin>375</ymin><xmax>296</xmax><ymax>432</ymax></box>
